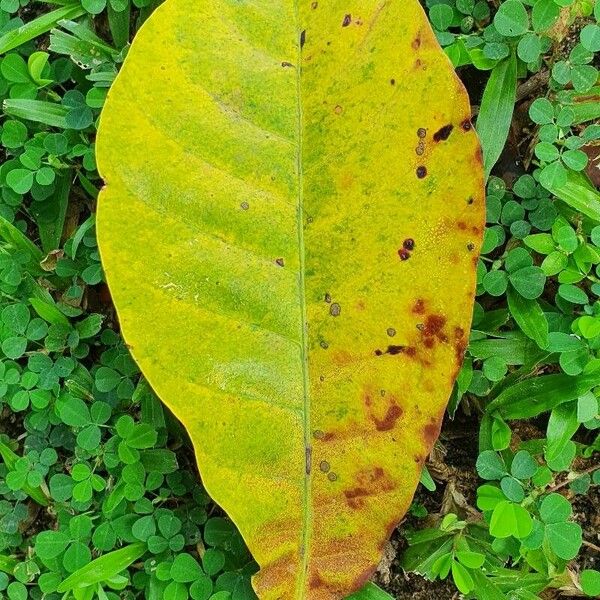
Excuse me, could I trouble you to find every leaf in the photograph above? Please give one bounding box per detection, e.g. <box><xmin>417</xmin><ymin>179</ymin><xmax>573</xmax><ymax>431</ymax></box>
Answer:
<box><xmin>486</xmin><ymin>373</ymin><xmax>599</xmax><ymax>419</ymax></box>
<box><xmin>476</xmin><ymin>54</ymin><xmax>517</xmax><ymax>178</ymax></box>
<box><xmin>506</xmin><ymin>287</ymin><xmax>548</xmax><ymax>350</ymax></box>
<box><xmin>96</xmin><ymin>1</ymin><xmax>485</xmax><ymax>597</ymax></box>
<box><xmin>57</xmin><ymin>543</ymin><xmax>146</xmax><ymax>592</ymax></box>
<box><xmin>546</xmin><ymin>170</ymin><xmax>600</xmax><ymax>222</ymax></box>
<box><xmin>0</xmin><ymin>3</ymin><xmax>86</xmax><ymax>54</ymax></box>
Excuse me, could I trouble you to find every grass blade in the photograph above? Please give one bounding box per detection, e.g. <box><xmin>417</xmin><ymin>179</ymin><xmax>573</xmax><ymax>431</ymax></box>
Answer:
<box><xmin>546</xmin><ymin>170</ymin><xmax>600</xmax><ymax>222</ymax></box>
<box><xmin>57</xmin><ymin>543</ymin><xmax>146</xmax><ymax>592</ymax></box>
<box><xmin>486</xmin><ymin>372</ymin><xmax>600</xmax><ymax>419</ymax></box>
<box><xmin>477</xmin><ymin>52</ymin><xmax>518</xmax><ymax>179</ymax></box>
<box><xmin>2</xmin><ymin>99</ymin><xmax>69</xmax><ymax>128</ymax></box>
<box><xmin>0</xmin><ymin>4</ymin><xmax>86</xmax><ymax>55</ymax></box>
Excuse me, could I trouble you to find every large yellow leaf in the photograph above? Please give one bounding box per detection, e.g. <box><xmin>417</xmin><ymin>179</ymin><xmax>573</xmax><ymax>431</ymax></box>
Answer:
<box><xmin>96</xmin><ymin>1</ymin><xmax>485</xmax><ymax>598</ymax></box>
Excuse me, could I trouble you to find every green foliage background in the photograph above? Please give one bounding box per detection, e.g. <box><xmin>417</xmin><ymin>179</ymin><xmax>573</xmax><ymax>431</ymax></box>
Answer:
<box><xmin>0</xmin><ymin>0</ymin><xmax>597</xmax><ymax>599</ymax></box>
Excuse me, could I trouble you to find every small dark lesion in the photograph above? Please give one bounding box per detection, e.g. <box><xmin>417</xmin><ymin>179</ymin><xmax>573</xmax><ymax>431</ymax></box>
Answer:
<box><xmin>342</xmin><ymin>13</ymin><xmax>352</xmax><ymax>26</ymax></box>
<box><xmin>416</xmin><ymin>166</ymin><xmax>427</xmax><ymax>179</ymax></box>
<box><xmin>281</xmin><ymin>61</ymin><xmax>294</xmax><ymax>68</ymax></box>
<box><xmin>305</xmin><ymin>445</ymin><xmax>312</xmax><ymax>474</ymax></box>
<box><xmin>433</xmin><ymin>124</ymin><xmax>454</xmax><ymax>142</ymax></box>
<box><xmin>300</xmin><ymin>30</ymin><xmax>306</xmax><ymax>48</ymax></box>
<box><xmin>375</xmin><ymin>345</ymin><xmax>406</xmax><ymax>356</ymax></box>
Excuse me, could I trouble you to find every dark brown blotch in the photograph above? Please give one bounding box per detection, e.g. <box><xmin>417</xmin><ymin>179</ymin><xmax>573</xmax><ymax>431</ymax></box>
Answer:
<box><xmin>330</xmin><ymin>303</ymin><xmax>341</xmax><ymax>317</ymax></box>
<box><xmin>300</xmin><ymin>30</ymin><xmax>306</xmax><ymax>48</ymax></box>
<box><xmin>461</xmin><ymin>118</ymin><xmax>473</xmax><ymax>131</ymax></box>
<box><xmin>416</xmin><ymin>166</ymin><xmax>427</xmax><ymax>179</ymax></box>
<box><xmin>433</xmin><ymin>124</ymin><xmax>454</xmax><ymax>142</ymax></box>
<box><xmin>342</xmin><ymin>13</ymin><xmax>351</xmax><ymax>26</ymax></box>
<box><xmin>398</xmin><ymin>248</ymin><xmax>411</xmax><ymax>261</ymax></box>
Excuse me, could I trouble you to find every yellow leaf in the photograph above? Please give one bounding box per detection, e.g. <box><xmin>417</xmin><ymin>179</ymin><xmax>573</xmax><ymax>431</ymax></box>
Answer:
<box><xmin>96</xmin><ymin>0</ymin><xmax>485</xmax><ymax>598</ymax></box>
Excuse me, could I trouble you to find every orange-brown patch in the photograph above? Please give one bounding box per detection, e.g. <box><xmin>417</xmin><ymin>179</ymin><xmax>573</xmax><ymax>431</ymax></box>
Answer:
<box><xmin>412</xmin><ymin>33</ymin><xmax>421</xmax><ymax>49</ymax></box>
<box><xmin>457</xmin><ymin>221</ymin><xmax>467</xmax><ymax>231</ymax></box>
<box><xmin>412</xmin><ymin>298</ymin><xmax>426</xmax><ymax>314</ymax></box>
<box><xmin>423</xmin><ymin>417</ymin><xmax>442</xmax><ymax>446</ymax></box>
<box><xmin>373</xmin><ymin>403</ymin><xmax>403</xmax><ymax>431</ymax></box>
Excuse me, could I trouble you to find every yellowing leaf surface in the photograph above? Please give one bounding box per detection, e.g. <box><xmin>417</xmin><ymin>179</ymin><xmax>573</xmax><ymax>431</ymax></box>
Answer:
<box><xmin>96</xmin><ymin>1</ymin><xmax>485</xmax><ymax>598</ymax></box>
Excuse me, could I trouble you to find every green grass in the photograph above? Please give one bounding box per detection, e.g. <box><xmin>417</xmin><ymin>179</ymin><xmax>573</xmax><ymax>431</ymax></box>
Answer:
<box><xmin>0</xmin><ymin>1</ymin><xmax>597</xmax><ymax>599</ymax></box>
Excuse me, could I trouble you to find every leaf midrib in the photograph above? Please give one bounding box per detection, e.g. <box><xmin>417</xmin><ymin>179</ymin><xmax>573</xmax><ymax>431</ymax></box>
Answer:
<box><xmin>294</xmin><ymin>3</ymin><xmax>312</xmax><ymax>597</ymax></box>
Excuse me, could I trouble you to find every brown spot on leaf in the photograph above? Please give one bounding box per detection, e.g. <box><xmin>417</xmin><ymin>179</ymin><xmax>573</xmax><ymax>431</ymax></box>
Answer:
<box><xmin>403</xmin><ymin>238</ymin><xmax>415</xmax><ymax>250</ymax></box>
<box><xmin>457</xmin><ymin>221</ymin><xmax>467</xmax><ymax>230</ymax></box>
<box><xmin>416</xmin><ymin>166</ymin><xmax>427</xmax><ymax>178</ymax></box>
<box><xmin>344</xmin><ymin>487</ymin><xmax>369</xmax><ymax>508</ymax></box>
<box><xmin>417</xmin><ymin>128</ymin><xmax>427</xmax><ymax>138</ymax></box>
<box><xmin>342</xmin><ymin>14</ymin><xmax>352</xmax><ymax>26</ymax></box>
<box><xmin>330</xmin><ymin>303</ymin><xmax>341</xmax><ymax>317</ymax></box>
<box><xmin>334</xmin><ymin>105</ymin><xmax>343</xmax><ymax>114</ymax></box>
<box><xmin>319</xmin><ymin>460</ymin><xmax>330</xmax><ymax>473</ymax></box>
<box><xmin>423</xmin><ymin>417</ymin><xmax>442</xmax><ymax>446</ymax></box>
<box><xmin>413</xmin><ymin>298</ymin><xmax>426</xmax><ymax>314</ymax></box>
<box><xmin>311</xmin><ymin>1</ymin><xmax>318</xmax><ymax>7</ymax></box>
<box><xmin>461</xmin><ymin>118</ymin><xmax>472</xmax><ymax>131</ymax></box>
<box><xmin>390</xmin><ymin>78</ymin><xmax>396</xmax><ymax>85</ymax></box>
<box><xmin>281</xmin><ymin>61</ymin><xmax>293</xmax><ymax>68</ymax></box>
<box><xmin>240</xmin><ymin>201</ymin><xmax>249</xmax><ymax>210</ymax></box>
<box><xmin>373</xmin><ymin>403</ymin><xmax>403</xmax><ymax>431</ymax></box>
<box><xmin>275</xmin><ymin>258</ymin><xmax>285</xmax><ymax>267</ymax></box>
<box><xmin>433</xmin><ymin>124</ymin><xmax>454</xmax><ymax>142</ymax></box>
<box><xmin>412</xmin><ymin>33</ymin><xmax>421</xmax><ymax>49</ymax></box>
<box><xmin>398</xmin><ymin>248</ymin><xmax>411</xmax><ymax>261</ymax></box>
<box><xmin>387</xmin><ymin>327</ymin><xmax>396</xmax><ymax>337</ymax></box>
<box><xmin>327</xmin><ymin>471</ymin><xmax>338</xmax><ymax>481</ymax></box>
<box><xmin>300</xmin><ymin>30</ymin><xmax>306</xmax><ymax>48</ymax></box>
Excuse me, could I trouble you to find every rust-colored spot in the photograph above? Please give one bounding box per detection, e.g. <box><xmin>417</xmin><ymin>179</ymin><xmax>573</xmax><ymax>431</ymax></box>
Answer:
<box><xmin>342</xmin><ymin>13</ymin><xmax>352</xmax><ymax>26</ymax></box>
<box><xmin>344</xmin><ymin>487</ymin><xmax>369</xmax><ymax>509</ymax></box>
<box><xmin>412</xmin><ymin>33</ymin><xmax>421</xmax><ymax>49</ymax></box>
<box><xmin>416</xmin><ymin>166</ymin><xmax>427</xmax><ymax>178</ymax></box>
<box><xmin>404</xmin><ymin>346</ymin><xmax>417</xmax><ymax>357</ymax></box>
<box><xmin>423</xmin><ymin>314</ymin><xmax>446</xmax><ymax>337</ymax></box>
<box><xmin>310</xmin><ymin>572</ymin><xmax>325</xmax><ymax>590</ymax></box>
<box><xmin>403</xmin><ymin>238</ymin><xmax>415</xmax><ymax>250</ymax></box>
<box><xmin>457</xmin><ymin>221</ymin><xmax>467</xmax><ymax>230</ymax></box>
<box><xmin>423</xmin><ymin>417</ymin><xmax>442</xmax><ymax>446</ymax></box>
<box><xmin>423</xmin><ymin>337</ymin><xmax>434</xmax><ymax>349</ymax></box>
<box><xmin>413</xmin><ymin>298</ymin><xmax>426</xmax><ymax>314</ymax></box>
<box><xmin>433</xmin><ymin>124</ymin><xmax>454</xmax><ymax>142</ymax></box>
<box><xmin>334</xmin><ymin>105</ymin><xmax>343</xmax><ymax>114</ymax></box>
<box><xmin>275</xmin><ymin>258</ymin><xmax>285</xmax><ymax>267</ymax></box>
<box><xmin>467</xmin><ymin>242</ymin><xmax>475</xmax><ymax>251</ymax></box>
<box><xmin>414</xmin><ymin>454</ymin><xmax>424</xmax><ymax>463</ymax></box>
<box><xmin>373</xmin><ymin>403</ymin><xmax>403</xmax><ymax>431</ymax></box>
<box><xmin>398</xmin><ymin>248</ymin><xmax>411</xmax><ymax>261</ymax></box>
<box><xmin>461</xmin><ymin>118</ymin><xmax>472</xmax><ymax>131</ymax></box>
<box><xmin>472</xmin><ymin>225</ymin><xmax>482</xmax><ymax>235</ymax></box>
